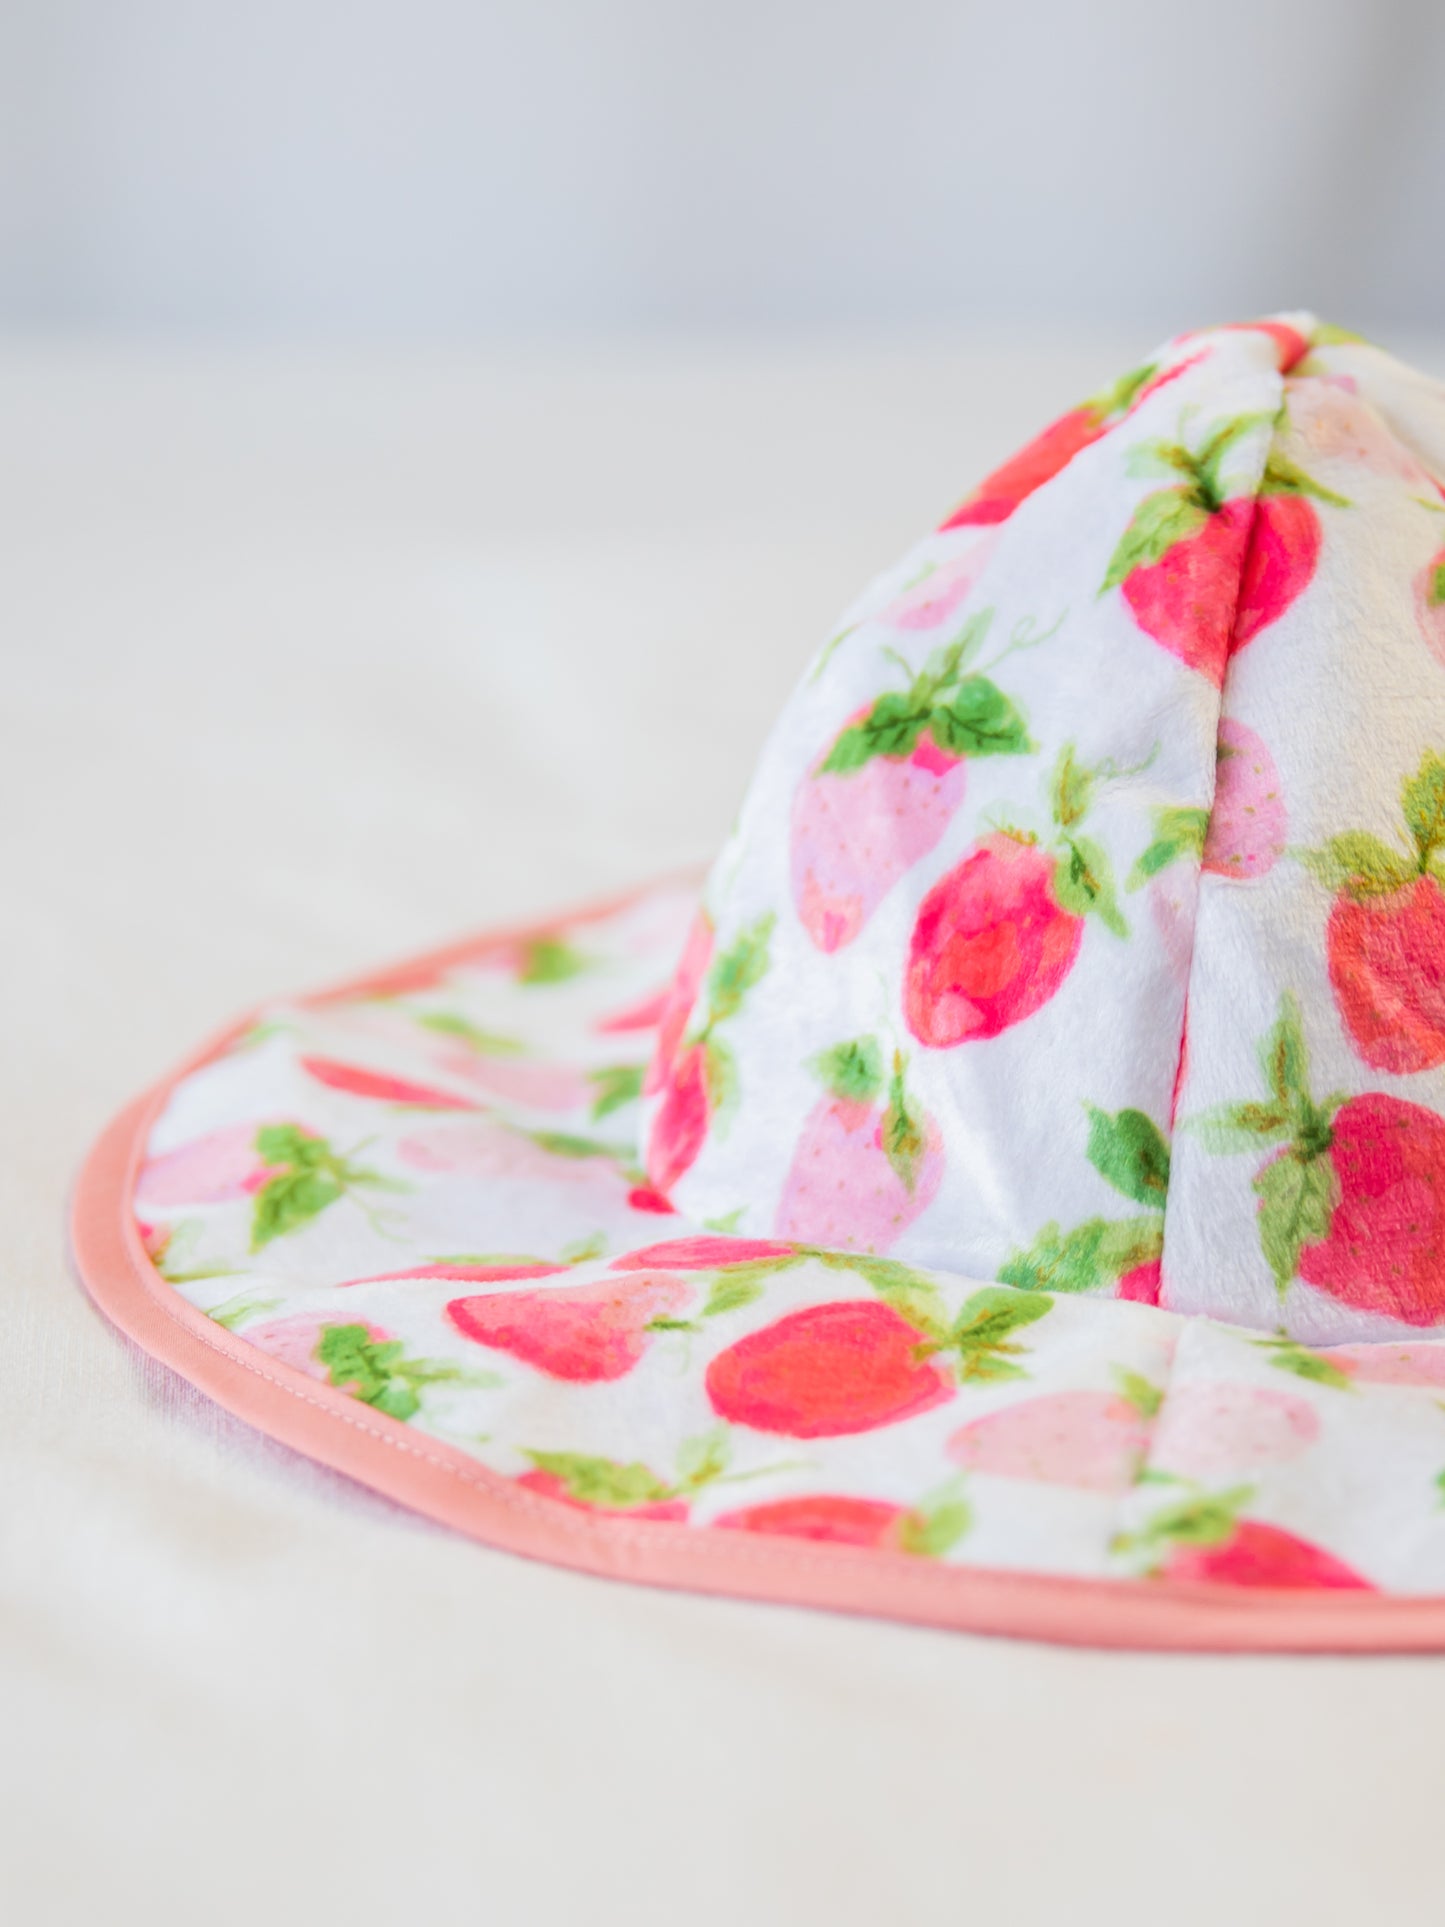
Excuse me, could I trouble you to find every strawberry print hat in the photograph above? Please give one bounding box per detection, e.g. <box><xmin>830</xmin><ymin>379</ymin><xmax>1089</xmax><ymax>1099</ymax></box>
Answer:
<box><xmin>73</xmin><ymin>313</ymin><xmax>1445</xmax><ymax>1651</ymax></box>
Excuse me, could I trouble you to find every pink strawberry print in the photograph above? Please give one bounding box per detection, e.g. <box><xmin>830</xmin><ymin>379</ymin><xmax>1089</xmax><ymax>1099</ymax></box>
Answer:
<box><xmin>1203</xmin><ymin>718</ymin><xmax>1286</xmax><ymax>879</ymax></box>
<box><xmin>413</xmin><ymin>1013</ymin><xmax>591</xmax><ymax>1113</ymax></box>
<box><xmin>713</xmin><ymin>1486</ymin><xmax>970</xmax><ymax>1557</ymax></box>
<box><xmin>515</xmin><ymin>1468</ymin><xmax>689</xmax><ymax>1523</ymax></box>
<box><xmin>396</xmin><ymin>1117</ymin><xmax>632</xmax><ymax>1208</ymax></box>
<box><xmin>1000</xmin><ymin>1104</ymin><xmax>1169</xmax><ymax>1299</ymax></box>
<box><xmin>877</xmin><ymin>532</ymin><xmax>1000</xmax><ymax>630</ymax></box>
<box><xmin>1305</xmin><ymin>751</ymin><xmax>1445</xmax><ymax>1073</ymax></box>
<box><xmin>1149</xmin><ymin>1383</ymin><xmax>1319</xmax><ymax>1481</ymax></box>
<box><xmin>1327</xmin><ymin>1343</ymin><xmax>1445</xmax><ymax>1388</ymax></box>
<box><xmin>948</xmin><ymin>1388</ymin><xmax>1153</xmax><ymax>1493</ymax></box>
<box><xmin>1128</xmin><ymin>719</ymin><xmax>1285</xmax><ymax>897</ymax></box>
<box><xmin>791</xmin><ymin>613</ymin><xmax>1031</xmax><ymax>952</ymax></box>
<box><xmin>135</xmin><ymin>1121</ymin><xmax>288</xmax><ymax>1207</ymax></box>
<box><xmin>1122</xmin><ymin>1485</ymin><xmax>1373</xmax><ymax>1590</ymax></box>
<box><xmin>147</xmin><ymin>1121</ymin><xmax>400</xmax><ymax>1252</ymax></box>
<box><xmin>1195</xmin><ymin>991</ymin><xmax>1445</xmax><ymax>1324</ymax></box>
<box><xmin>706</xmin><ymin>1286</ymin><xmax>1052</xmax><ymax>1438</ymax></box>
<box><xmin>645</xmin><ymin>914</ymin><xmax>775</xmax><ymax>1194</ymax></box>
<box><xmin>1101</xmin><ymin>415</ymin><xmax>1347</xmax><ymax>684</ymax></box>
<box><xmin>904</xmin><ymin>747</ymin><xmax>1126</xmax><ymax>1047</ymax></box>
<box><xmin>775</xmin><ymin>1040</ymin><xmax>943</xmax><ymax>1253</ymax></box>
<box><xmin>938</xmin><ymin>356</ymin><xmax>1193</xmax><ymax>529</ymax></box>
<box><xmin>446</xmin><ymin>1271</ymin><xmax>693</xmax><ymax>1381</ymax></box>
<box><xmin>1416</xmin><ymin>548</ymin><xmax>1445</xmax><ymax>668</ymax></box>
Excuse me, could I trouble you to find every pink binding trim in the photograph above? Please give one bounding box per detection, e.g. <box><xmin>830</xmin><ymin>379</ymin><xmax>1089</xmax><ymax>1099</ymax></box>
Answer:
<box><xmin>69</xmin><ymin>879</ymin><xmax>1445</xmax><ymax>1652</ymax></box>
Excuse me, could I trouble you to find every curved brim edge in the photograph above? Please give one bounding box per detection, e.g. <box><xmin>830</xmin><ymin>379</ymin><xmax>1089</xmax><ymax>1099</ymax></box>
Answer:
<box><xmin>67</xmin><ymin>884</ymin><xmax>1445</xmax><ymax>1654</ymax></box>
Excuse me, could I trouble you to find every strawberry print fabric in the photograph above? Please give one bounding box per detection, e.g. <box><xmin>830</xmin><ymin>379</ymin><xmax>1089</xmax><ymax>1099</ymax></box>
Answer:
<box><xmin>106</xmin><ymin>314</ymin><xmax>1445</xmax><ymax>1627</ymax></box>
<box><xmin>643</xmin><ymin>313</ymin><xmax>1445</xmax><ymax>1349</ymax></box>
<box><xmin>129</xmin><ymin>877</ymin><xmax>1445</xmax><ymax>1599</ymax></box>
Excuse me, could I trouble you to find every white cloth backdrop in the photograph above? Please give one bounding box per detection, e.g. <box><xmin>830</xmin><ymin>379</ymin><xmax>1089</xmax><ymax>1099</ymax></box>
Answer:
<box><xmin>4</xmin><ymin>335</ymin><xmax>1445</xmax><ymax>1925</ymax></box>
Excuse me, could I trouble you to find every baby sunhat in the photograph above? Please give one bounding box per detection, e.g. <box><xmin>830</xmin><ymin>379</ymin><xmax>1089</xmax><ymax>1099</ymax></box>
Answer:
<box><xmin>74</xmin><ymin>313</ymin><xmax>1445</xmax><ymax>1651</ymax></box>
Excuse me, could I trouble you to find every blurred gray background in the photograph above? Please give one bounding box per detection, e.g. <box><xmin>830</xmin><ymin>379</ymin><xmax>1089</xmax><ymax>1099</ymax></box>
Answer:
<box><xmin>1</xmin><ymin>0</ymin><xmax>1441</xmax><ymax>342</ymax></box>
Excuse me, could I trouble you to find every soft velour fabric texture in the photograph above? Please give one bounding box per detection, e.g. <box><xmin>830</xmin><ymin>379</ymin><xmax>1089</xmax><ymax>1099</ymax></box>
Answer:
<box><xmin>73</xmin><ymin>314</ymin><xmax>1445</xmax><ymax>1645</ymax></box>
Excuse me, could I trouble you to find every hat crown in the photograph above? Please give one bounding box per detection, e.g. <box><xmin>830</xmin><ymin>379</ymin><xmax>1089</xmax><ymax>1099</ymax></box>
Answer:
<box><xmin>639</xmin><ymin>316</ymin><xmax>1445</xmax><ymax>1345</ymax></box>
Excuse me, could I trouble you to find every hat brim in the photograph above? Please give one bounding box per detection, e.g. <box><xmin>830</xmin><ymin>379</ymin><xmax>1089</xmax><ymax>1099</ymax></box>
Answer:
<box><xmin>71</xmin><ymin>876</ymin><xmax>1445</xmax><ymax>1652</ymax></box>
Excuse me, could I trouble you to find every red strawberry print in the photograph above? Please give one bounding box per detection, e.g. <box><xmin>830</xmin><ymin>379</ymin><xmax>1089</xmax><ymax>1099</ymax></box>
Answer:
<box><xmin>643</xmin><ymin>912</ymin><xmax>713</xmax><ymax>1096</ymax></box>
<box><xmin>938</xmin><ymin>357</ymin><xmax>1193</xmax><ymax>529</ymax></box>
<box><xmin>775</xmin><ymin>1041</ymin><xmax>943</xmax><ymax>1253</ymax></box>
<box><xmin>713</xmin><ymin>1486</ymin><xmax>970</xmax><ymax>1557</ymax></box>
<box><xmin>791</xmin><ymin>612</ymin><xmax>1031</xmax><ymax>952</ymax></box>
<box><xmin>1222</xmin><ymin>317</ymin><xmax>1312</xmax><ymax>373</ymax></box>
<box><xmin>645</xmin><ymin>914</ymin><xmax>775</xmax><ymax>1194</ymax></box>
<box><xmin>514</xmin><ymin>1428</ymin><xmax>733</xmax><ymax>1521</ymax></box>
<box><xmin>447</xmin><ymin>1271</ymin><xmax>693</xmax><ymax>1381</ymax></box>
<box><xmin>1122</xmin><ymin>1485</ymin><xmax>1372</xmax><ymax>1590</ymax></box>
<box><xmin>299</xmin><ymin>1055</ymin><xmax>477</xmax><ymax>1110</ymax></box>
<box><xmin>706</xmin><ymin>1286</ymin><xmax>1052</xmax><ymax>1437</ymax></box>
<box><xmin>1117</xmin><ymin>1260</ymin><xmax>1163</xmax><ymax>1305</ymax></box>
<box><xmin>1305</xmin><ymin>751</ymin><xmax>1445</xmax><ymax>1072</ymax></box>
<box><xmin>1000</xmin><ymin>1105</ymin><xmax>1169</xmax><ymax>1298</ymax></box>
<box><xmin>647</xmin><ymin>1042</ymin><xmax>711</xmax><ymax>1194</ymax></box>
<box><xmin>948</xmin><ymin>1387</ymin><xmax>1154</xmax><ymax>1493</ymax></box>
<box><xmin>1415</xmin><ymin>548</ymin><xmax>1445</xmax><ymax>668</ymax></box>
<box><xmin>1101</xmin><ymin>415</ymin><xmax>1346</xmax><ymax>684</ymax></box>
<box><xmin>625</xmin><ymin>1184</ymin><xmax>678</xmax><ymax>1215</ymax></box>
<box><xmin>904</xmin><ymin>747</ymin><xmax>1126</xmax><ymax>1047</ymax></box>
<box><xmin>1195</xmin><ymin>991</ymin><xmax>1445</xmax><ymax>1323</ymax></box>
<box><xmin>1163</xmin><ymin>1520</ymin><xmax>1373</xmax><ymax>1590</ymax></box>
<box><xmin>705</xmin><ymin>1300</ymin><xmax>953</xmax><ymax>1437</ymax></box>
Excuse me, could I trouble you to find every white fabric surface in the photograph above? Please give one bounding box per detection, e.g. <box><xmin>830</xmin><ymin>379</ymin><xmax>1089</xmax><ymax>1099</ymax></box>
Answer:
<box><xmin>5</xmin><ymin>334</ymin><xmax>1445</xmax><ymax>1925</ymax></box>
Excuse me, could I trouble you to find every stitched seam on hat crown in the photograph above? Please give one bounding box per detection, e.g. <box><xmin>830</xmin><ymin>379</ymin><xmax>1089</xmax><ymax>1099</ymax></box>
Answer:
<box><xmin>1157</xmin><ymin>365</ymin><xmax>1288</xmax><ymax>1268</ymax></box>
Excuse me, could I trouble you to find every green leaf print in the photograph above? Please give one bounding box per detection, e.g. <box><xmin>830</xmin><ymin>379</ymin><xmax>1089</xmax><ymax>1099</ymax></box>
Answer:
<box><xmin>1252</xmin><ymin>1335</ymin><xmax>1354</xmax><ymax>1392</ymax></box>
<box><xmin>251</xmin><ymin>1169</ymin><xmax>344</xmax><ymax>1249</ymax></box>
<box><xmin>1114</xmin><ymin>1367</ymin><xmax>1164</xmax><ymax>1420</ymax></box>
<box><xmin>526</xmin><ymin>1449</ymin><xmax>675</xmax><ymax>1510</ymax></box>
<box><xmin>949</xmin><ymin>1287</ymin><xmax>1052</xmax><ymax>1383</ymax></box>
<box><xmin>419</xmin><ymin>1011</ymin><xmax>526</xmax><ymax>1055</ymax></box>
<box><xmin>881</xmin><ymin>1055</ymin><xmax>927</xmax><ymax>1195</ymax></box>
<box><xmin>811</xmin><ymin>1037</ymin><xmax>885</xmax><ymax>1105</ymax></box>
<box><xmin>998</xmin><ymin>1216</ymin><xmax>1162</xmax><ymax>1296</ymax></box>
<box><xmin>1100</xmin><ymin>488</ymin><xmax>1210</xmax><ymax>593</ymax></box>
<box><xmin>1127</xmin><ymin>805</ymin><xmax>1208</xmax><ymax>887</ymax></box>
<box><xmin>705</xmin><ymin>915</ymin><xmax>776</xmax><ymax>1024</ymax></box>
<box><xmin>1086</xmin><ymin>1106</ymin><xmax>1171</xmax><ymax>1206</ymax></box>
<box><xmin>1253</xmin><ymin>1152</ymin><xmax>1338</xmax><ymax>1296</ymax></box>
<box><xmin>895</xmin><ymin>1481</ymin><xmax>973</xmax><ymax>1559</ymax></box>
<box><xmin>518</xmin><ymin>936</ymin><xmax>594</xmax><ymax>985</ymax></box>
<box><xmin>588</xmin><ymin>1063</ymin><xmax>646</xmax><ymax>1120</ymax></box>
<box><xmin>929</xmin><ymin>677</ymin><xmax>1030</xmax><ymax>758</ymax></box>
<box><xmin>313</xmin><ymin>1322</ymin><xmax>494</xmax><ymax>1423</ymax></box>
<box><xmin>1402</xmin><ymin>752</ymin><xmax>1445</xmax><ymax>863</ymax></box>
<box><xmin>1053</xmin><ymin>834</ymin><xmax>1128</xmax><ymax>937</ymax></box>
<box><xmin>1301</xmin><ymin>831</ymin><xmax>1419</xmax><ymax>900</ymax></box>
